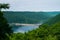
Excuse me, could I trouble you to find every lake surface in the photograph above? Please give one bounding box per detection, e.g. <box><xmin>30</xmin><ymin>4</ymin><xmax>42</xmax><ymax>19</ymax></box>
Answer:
<box><xmin>11</xmin><ymin>24</ymin><xmax>41</xmax><ymax>33</ymax></box>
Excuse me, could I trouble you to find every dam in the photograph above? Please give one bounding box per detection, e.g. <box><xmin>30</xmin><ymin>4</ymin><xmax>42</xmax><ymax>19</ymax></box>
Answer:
<box><xmin>9</xmin><ymin>23</ymin><xmax>42</xmax><ymax>26</ymax></box>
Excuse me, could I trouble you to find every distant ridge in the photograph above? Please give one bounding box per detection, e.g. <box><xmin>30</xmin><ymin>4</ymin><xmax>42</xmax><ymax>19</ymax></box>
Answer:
<box><xmin>3</xmin><ymin>11</ymin><xmax>60</xmax><ymax>24</ymax></box>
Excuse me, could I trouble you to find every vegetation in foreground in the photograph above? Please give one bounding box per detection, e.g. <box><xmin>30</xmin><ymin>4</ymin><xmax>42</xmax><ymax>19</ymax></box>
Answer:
<box><xmin>0</xmin><ymin>4</ymin><xmax>12</xmax><ymax>40</ymax></box>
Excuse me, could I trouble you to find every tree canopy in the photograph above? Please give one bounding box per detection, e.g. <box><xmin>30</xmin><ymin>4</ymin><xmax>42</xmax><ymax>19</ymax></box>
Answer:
<box><xmin>0</xmin><ymin>3</ymin><xmax>12</xmax><ymax>40</ymax></box>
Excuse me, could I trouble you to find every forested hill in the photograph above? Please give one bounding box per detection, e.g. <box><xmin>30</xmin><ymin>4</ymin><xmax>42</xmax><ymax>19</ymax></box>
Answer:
<box><xmin>3</xmin><ymin>11</ymin><xmax>60</xmax><ymax>24</ymax></box>
<box><xmin>45</xmin><ymin>14</ymin><xmax>60</xmax><ymax>25</ymax></box>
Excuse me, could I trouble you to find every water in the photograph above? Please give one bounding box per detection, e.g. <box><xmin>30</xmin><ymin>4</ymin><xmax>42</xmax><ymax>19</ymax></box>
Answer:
<box><xmin>12</xmin><ymin>24</ymin><xmax>39</xmax><ymax>33</ymax></box>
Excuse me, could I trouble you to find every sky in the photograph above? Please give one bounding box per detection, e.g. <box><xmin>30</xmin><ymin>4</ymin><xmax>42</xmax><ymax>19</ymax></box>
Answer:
<box><xmin>0</xmin><ymin>0</ymin><xmax>60</xmax><ymax>11</ymax></box>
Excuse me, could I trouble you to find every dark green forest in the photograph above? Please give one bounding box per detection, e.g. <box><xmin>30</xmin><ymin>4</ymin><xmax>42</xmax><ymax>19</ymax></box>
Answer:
<box><xmin>3</xmin><ymin>11</ymin><xmax>60</xmax><ymax>24</ymax></box>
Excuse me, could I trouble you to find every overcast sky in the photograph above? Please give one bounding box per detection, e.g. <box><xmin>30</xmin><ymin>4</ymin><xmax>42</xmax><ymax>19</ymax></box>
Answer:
<box><xmin>0</xmin><ymin>0</ymin><xmax>60</xmax><ymax>11</ymax></box>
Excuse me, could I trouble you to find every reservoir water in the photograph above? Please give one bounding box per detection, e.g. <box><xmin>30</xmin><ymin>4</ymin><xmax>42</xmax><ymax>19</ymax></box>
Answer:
<box><xmin>13</xmin><ymin>25</ymin><xmax>39</xmax><ymax>33</ymax></box>
<box><xmin>11</xmin><ymin>23</ymin><xmax>42</xmax><ymax>33</ymax></box>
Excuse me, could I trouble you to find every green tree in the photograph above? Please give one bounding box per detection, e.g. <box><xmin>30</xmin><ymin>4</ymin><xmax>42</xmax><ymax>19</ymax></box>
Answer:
<box><xmin>0</xmin><ymin>3</ymin><xmax>12</xmax><ymax>40</ymax></box>
<box><xmin>44</xmin><ymin>35</ymin><xmax>57</xmax><ymax>40</ymax></box>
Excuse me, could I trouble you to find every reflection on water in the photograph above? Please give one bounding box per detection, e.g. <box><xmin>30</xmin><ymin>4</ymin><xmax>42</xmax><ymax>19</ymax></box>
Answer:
<box><xmin>12</xmin><ymin>25</ymin><xmax>39</xmax><ymax>33</ymax></box>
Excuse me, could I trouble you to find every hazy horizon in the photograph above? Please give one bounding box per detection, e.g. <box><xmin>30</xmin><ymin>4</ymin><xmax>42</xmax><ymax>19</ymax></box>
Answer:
<box><xmin>2</xmin><ymin>10</ymin><xmax>60</xmax><ymax>12</ymax></box>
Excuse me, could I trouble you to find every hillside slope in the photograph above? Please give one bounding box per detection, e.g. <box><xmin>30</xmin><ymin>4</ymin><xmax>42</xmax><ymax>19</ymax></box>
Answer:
<box><xmin>45</xmin><ymin>14</ymin><xmax>60</xmax><ymax>25</ymax></box>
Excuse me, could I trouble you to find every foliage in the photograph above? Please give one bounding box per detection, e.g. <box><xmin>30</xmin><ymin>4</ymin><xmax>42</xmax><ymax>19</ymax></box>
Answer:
<box><xmin>0</xmin><ymin>4</ymin><xmax>12</xmax><ymax>40</ymax></box>
<box><xmin>0</xmin><ymin>4</ymin><xmax>9</xmax><ymax>11</ymax></box>
<box><xmin>44</xmin><ymin>35</ymin><xmax>57</xmax><ymax>40</ymax></box>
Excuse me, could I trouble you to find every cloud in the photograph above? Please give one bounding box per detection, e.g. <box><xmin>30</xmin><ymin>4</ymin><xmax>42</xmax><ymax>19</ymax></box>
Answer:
<box><xmin>0</xmin><ymin>0</ymin><xmax>60</xmax><ymax>11</ymax></box>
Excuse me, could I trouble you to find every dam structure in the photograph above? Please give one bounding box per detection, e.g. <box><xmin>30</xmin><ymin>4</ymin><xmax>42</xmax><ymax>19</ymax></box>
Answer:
<box><xmin>9</xmin><ymin>23</ymin><xmax>42</xmax><ymax>26</ymax></box>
